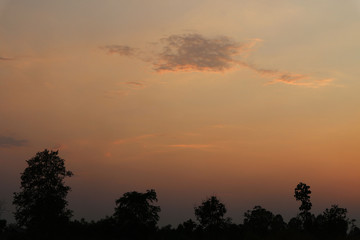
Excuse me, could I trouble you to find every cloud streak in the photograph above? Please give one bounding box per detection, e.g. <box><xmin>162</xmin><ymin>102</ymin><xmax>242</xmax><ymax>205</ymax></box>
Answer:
<box><xmin>242</xmin><ymin>62</ymin><xmax>334</xmax><ymax>87</ymax></box>
<box><xmin>102</xmin><ymin>45</ymin><xmax>136</xmax><ymax>56</ymax></box>
<box><xmin>0</xmin><ymin>136</ymin><xmax>27</xmax><ymax>148</ymax></box>
<box><xmin>122</xmin><ymin>81</ymin><xmax>145</xmax><ymax>89</ymax></box>
<box><xmin>168</xmin><ymin>144</ymin><xmax>213</xmax><ymax>149</ymax></box>
<box><xmin>113</xmin><ymin>134</ymin><xmax>159</xmax><ymax>145</ymax></box>
<box><xmin>0</xmin><ymin>56</ymin><xmax>13</xmax><ymax>61</ymax></box>
<box><xmin>104</xmin><ymin>33</ymin><xmax>334</xmax><ymax>87</ymax></box>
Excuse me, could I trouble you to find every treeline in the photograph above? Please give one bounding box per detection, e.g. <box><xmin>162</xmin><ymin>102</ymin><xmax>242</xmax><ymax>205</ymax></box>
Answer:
<box><xmin>1</xmin><ymin>149</ymin><xmax>360</xmax><ymax>240</ymax></box>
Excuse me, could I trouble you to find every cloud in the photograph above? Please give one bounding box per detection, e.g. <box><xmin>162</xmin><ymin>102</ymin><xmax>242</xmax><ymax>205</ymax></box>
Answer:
<box><xmin>0</xmin><ymin>136</ymin><xmax>27</xmax><ymax>148</ymax></box>
<box><xmin>242</xmin><ymin>62</ymin><xmax>334</xmax><ymax>87</ymax></box>
<box><xmin>102</xmin><ymin>45</ymin><xmax>136</xmax><ymax>56</ymax></box>
<box><xmin>153</xmin><ymin>34</ymin><xmax>249</xmax><ymax>72</ymax></box>
<box><xmin>102</xmin><ymin>34</ymin><xmax>257</xmax><ymax>72</ymax></box>
<box><xmin>113</xmin><ymin>134</ymin><xmax>159</xmax><ymax>145</ymax></box>
<box><xmin>122</xmin><ymin>81</ymin><xmax>145</xmax><ymax>89</ymax></box>
<box><xmin>104</xmin><ymin>33</ymin><xmax>334</xmax><ymax>87</ymax></box>
<box><xmin>0</xmin><ymin>56</ymin><xmax>13</xmax><ymax>61</ymax></box>
<box><xmin>168</xmin><ymin>144</ymin><xmax>213</xmax><ymax>149</ymax></box>
<box><xmin>124</xmin><ymin>81</ymin><xmax>143</xmax><ymax>86</ymax></box>
<box><xmin>105</xmin><ymin>81</ymin><xmax>145</xmax><ymax>98</ymax></box>
<box><xmin>104</xmin><ymin>89</ymin><xmax>129</xmax><ymax>98</ymax></box>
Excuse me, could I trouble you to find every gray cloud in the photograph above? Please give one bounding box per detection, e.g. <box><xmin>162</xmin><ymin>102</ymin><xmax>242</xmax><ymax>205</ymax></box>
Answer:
<box><xmin>102</xmin><ymin>45</ymin><xmax>136</xmax><ymax>56</ymax></box>
<box><xmin>153</xmin><ymin>33</ymin><xmax>246</xmax><ymax>72</ymax></box>
<box><xmin>0</xmin><ymin>56</ymin><xmax>13</xmax><ymax>61</ymax></box>
<box><xmin>104</xmin><ymin>33</ymin><xmax>334</xmax><ymax>87</ymax></box>
<box><xmin>0</xmin><ymin>136</ymin><xmax>28</xmax><ymax>148</ymax></box>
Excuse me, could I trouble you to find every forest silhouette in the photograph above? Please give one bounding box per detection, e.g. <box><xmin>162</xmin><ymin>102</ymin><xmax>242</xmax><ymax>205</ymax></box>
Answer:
<box><xmin>1</xmin><ymin>149</ymin><xmax>360</xmax><ymax>240</ymax></box>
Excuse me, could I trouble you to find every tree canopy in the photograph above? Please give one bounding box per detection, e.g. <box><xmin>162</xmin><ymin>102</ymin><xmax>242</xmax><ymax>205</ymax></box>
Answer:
<box><xmin>2</xmin><ymin>151</ymin><xmax>359</xmax><ymax>240</ymax></box>
<box><xmin>194</xmin><ymin>196</ymin><xmax>229</xmax><ymax>231</ymax></box>
<box><xmin>294</xmin><ymin>182</ymin><xmax>312</xmax><ymax>213</ymax></box>
<box><xmin>13</xmin><ymin>149</ymin><xmax>73</xmax><ymax>233</ymax></box>
<box><xmin>113</xmin><ymin>189</ymin><xmax>161</xmax><ymax>236</ymax></box>
<box><xmin>244</xmin><ymin>206</ymin><xmax>275</xmax><ymax>234</ymax></box>
<box><xmin>317</xmin><ymin>205</ymin><xmax>350</xmax><ymax>237</ymax></box>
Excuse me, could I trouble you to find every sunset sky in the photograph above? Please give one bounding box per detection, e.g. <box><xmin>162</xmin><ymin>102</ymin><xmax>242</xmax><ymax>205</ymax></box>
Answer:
<box><xmin>1</xmin><ymin>0</ymin><xmax>360</xmax><ymax>226</ymax></box>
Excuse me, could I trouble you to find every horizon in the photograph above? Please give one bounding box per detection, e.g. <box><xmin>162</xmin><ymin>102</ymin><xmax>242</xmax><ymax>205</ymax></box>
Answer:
<box><xmin>0</xmin><ymin>158</ymin><xmax>357</xmax><ymax>228</ymax></box>
<box><xmin>1</xmin><ymin>0</ymin><xmax>360</xmax><ymax>228</ymax></box>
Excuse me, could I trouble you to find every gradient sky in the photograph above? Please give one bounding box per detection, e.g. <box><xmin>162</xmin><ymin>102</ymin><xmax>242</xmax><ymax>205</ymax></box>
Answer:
<box><xmin>1</xmin><ymin>0</ymin><xmax>360</xmax><ymax>226</ymax></box>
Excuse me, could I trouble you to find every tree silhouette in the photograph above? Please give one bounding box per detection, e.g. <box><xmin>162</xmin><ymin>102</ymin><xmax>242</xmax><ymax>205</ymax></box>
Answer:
<box><xmin>244</xmin><ymin>206</ymin><xmax>275</xmax><ymax>234</ymax></box>
<box><xmin>294</xmin><ymin>182</ymin><xmax>312</xmax><ymax>213</ymax></box>
<box><xmin>0</xmin><ymin>201</ymin><xmax>5</xmax><ymax>234</ymax></box>
<box><xmin>113</xmin><ymin>189</ymin><xmax>160</xmax><ymax>238</ymax></box>
<box><xmin>13</xmin><ymin>150</ymin><xmax>73</xmax><ymax>235</ymax></box>
<box><xmin>317</xmin><ymin>205</ymin><xmax>350</xmax><ymax>237</ymax></box>
<box><xmin>271</xmin><ymin>214</ymin><xmax>286</xmax><ymax>232</ymax></box>
<box><xmin>294</xmin><ymin>182</ymin><xmax>314</xmax><ymax>231</ymax></box>
<box><xmin>194</xmin><ymin>196</ymin><xmax>229</xmax><ymax>231</ymax></box>
<box><xmin>178</xmin><ymin>218</ymin><xmax>197</xmax><ymax>234</ymax></box>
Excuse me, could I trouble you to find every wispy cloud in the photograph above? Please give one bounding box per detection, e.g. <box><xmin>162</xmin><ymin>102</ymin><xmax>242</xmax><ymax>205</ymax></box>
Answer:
<box><xmin>0</xmin><ymin>56</ymin><xmax>13</xmax><ymax>61</ymax></box>
<box><xmin>102</xmin><ymin>45</ymin><xmax>136</xmax><ymax>56</ymax></box>
<box><xmin>113</xmin><ymin>134</ymin><xmax>159</xmax><ymax>145</ymax></box>
<box><xmin>105</xmin><ymin>81</ymin><xmax>145</xmax><ymax>98</ymax></box>
<box><xmin>104</xmin><ymin>89</ymin><xmax>129</xmax><ymax>98</ymax></box>
<box><xmin>122</xmin><ymin>81</ymin><xmax>145</xmax><ymax>89</ymax></box>
<box><xmin>103</xmin><ymin>33</ymin><xmax>334</xmax><ymax>87</ymax></box>
<box><xmin>0</xmin><ymin>136</ymin><xmax>27</xmax><ymax>148</ymax></box>
<box><xmin>168</xmin><ymin>144</ymin><xmax>213</xmax><ymax>149</ymax></box>
<box><xmin>243</xmin><ymin>63</ymin><xmax>334</xmax><ymax>87</ymax></box>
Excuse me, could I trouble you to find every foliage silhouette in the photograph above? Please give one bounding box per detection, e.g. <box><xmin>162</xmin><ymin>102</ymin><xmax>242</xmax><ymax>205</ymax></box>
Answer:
<box><xmin>177</xmin><ymin>219</ymin><xmax>197</xmax><ymax>234</ymax></box>
<box><xmin>316</xmin><ymin>204</ymin><xmax>350</xmax><ymax>238</ymax></box>
<box><xmin>294</xmin><ymin>182</ymin><xmax>315</xmax><ymax>231</ymax></box>
<box><xmin>288</xmin><ymin>216</ymin><xmax>302</xmax><ymax>231</ymax></box>
<box><xmin>1</xmin><ymin>153</ymin><xmax>359</xmax><ymax>240</ymax></box>
<box><xmin>271</xmin><ymin>214</ymin><xmax>287</xmax><ymax>232</ymax></box>
<box><xmin>0</xmin><ymin>201</ymin><xmax>5</xmax><ymax>234</ymax></box>
<box><xmin>113</xmin><ymin>189</ymin><xmax>160</xmax><ymax>238</ymax></box>
<box><xmin>244</xmin><ymin>205</ymin><xmax>274</xmax><ymax>234</ymax></box>
<box><xmin>243</xmin><ymin>205</ymin><xmax>286</xmax><ymax>236</ymax></box>
<box><xmin>0</xmin><ymin>219</ymin><xmax>6</xmax><ymax>235</ymax></box>
<box><xmin>194</xmin><ymin>195</ymin><xmax>230</xmax><ymax>231</ymax></box>
<box><xmin>13</xmin><ymin>149</ymin><xmax>73</xmax><ymax>237</ymax></box>
<box><xmin>294</xmin><ymin>182</ymin><xmax>312</xmax><ymax>213</ymax></box>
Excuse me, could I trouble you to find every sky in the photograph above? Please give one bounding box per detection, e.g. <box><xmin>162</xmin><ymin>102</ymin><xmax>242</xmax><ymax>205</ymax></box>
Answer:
<box><xmin>1</xmin><ymin>0</ymin><xmax>360</xmax><ymax>226</ymax></box>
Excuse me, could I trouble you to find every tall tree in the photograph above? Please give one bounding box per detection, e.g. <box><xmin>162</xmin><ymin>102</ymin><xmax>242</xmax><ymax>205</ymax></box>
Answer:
<box><xmin>113</xmin><ymin>189</ymin><xmax>160</xmax><ymax>238</ymax></box>
<box><xmin>194</xmin><ymin>196</ymin><xmax>229</xmax><ymax>231</ymax></box>
<box><xmin>13</xmin><ymin>150</ymin><xmax>73</xmax><ymax>233</ymax></box>
<box><xmin>294</xmin><ymin>182</ymin><xmax>314</xmax><ymax>231</ymax></box>
<box><xmin>294</xmin><ymin>182</ymin><xmax>312</xmax><ymax>213</ymax></box>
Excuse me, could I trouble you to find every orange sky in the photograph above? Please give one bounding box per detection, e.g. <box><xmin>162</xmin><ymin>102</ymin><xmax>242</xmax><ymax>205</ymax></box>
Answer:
<box><xmin>1</xmin><ymin>0</ymin><xmax>360</xmax><ymax>225</ymax></box>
